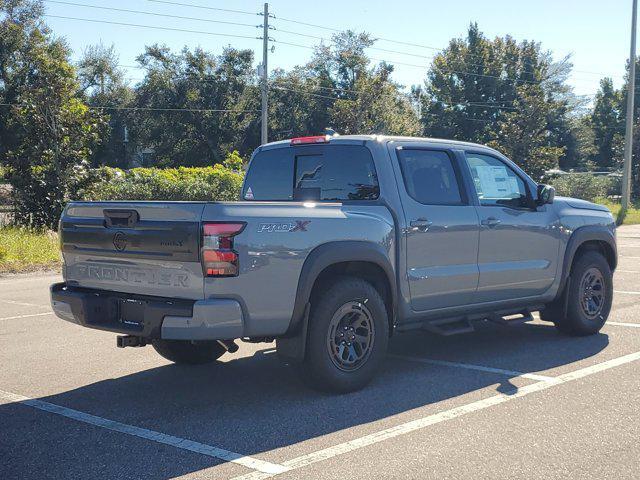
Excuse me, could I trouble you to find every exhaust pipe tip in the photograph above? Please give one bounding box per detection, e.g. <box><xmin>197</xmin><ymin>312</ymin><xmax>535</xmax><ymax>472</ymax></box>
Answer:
<box><xmin>217</xmin><ymin>339</ymin><xmax>239</xmax><ymax>353</ymax></box>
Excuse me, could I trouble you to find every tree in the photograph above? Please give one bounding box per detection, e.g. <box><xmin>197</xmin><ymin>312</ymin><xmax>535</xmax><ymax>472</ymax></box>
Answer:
<box><xmin>420</xmin><ymin>24</ymin><xmax>572</xmax><ymax>177</ymax></box>
<box><xmin>0</xmin><ymin>0</ymin><xmax>45</xmax><ymax>160</ymax></box>
<box><xmin>268</xmin><ymin>31</ymin><xmax>420</xmax><ymax>138</ymax></box>
<box><xmin>132</xmin><ymin>45</ymin><xmax>258</xmax><ymax>167</ymax></box>
<box><xmin>0</xmin><ymin>0</ymin><xmax>105</xmax><ymax>228</ymax></box>
<box><xmin>329</xmin><ymin>62</ymin><xmax>421</xmax><ymax>135</ymax></box>
<box><xmin>78</xmin><ymin>43</ymin><xmax>135</xmax><ymax>168</ymax></box>
<box><xmin>488</xmin><ymin>85</ymin><xmax>565</xmax><ymax>180</ymax></box>
<box><xmin>268</xmin><ymin>67</ymin><xmax>333</xmax><ymax>140</ymax></box>
<box><xmin>590</xmin><ymin>78</ymin><xmax>624</xmax><ymax>170</ymax></box>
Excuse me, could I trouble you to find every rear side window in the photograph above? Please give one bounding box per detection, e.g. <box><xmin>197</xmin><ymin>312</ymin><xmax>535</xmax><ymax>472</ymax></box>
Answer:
<box><xmin>397</xmin><ymin>149</ymin><xmax>463</xmax><ymax>205</ymax></box>
<box><xmin>242</xmin><ymin>145</ymin><xmax>379</xmax><ymax>201</ymax></box>
<box><xmin>242</xmin><ymin>148</ymin><xmax>294</xmax><ymax>201</ymax></box>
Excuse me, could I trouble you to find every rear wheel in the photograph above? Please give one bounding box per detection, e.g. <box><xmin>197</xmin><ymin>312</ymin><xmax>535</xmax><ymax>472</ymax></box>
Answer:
<box><xmin>152</xmin><ymin>339</ymin><xmax>226</xmax><ymax>365</ymax></box>
<box><xmin>552</xmin><ymin>251</ymin><xmax>612</xmax><ymax>336</ymax></box>
<box><xmin>298</xmin><ymin>277</ymin><xmax>389</xmax><ymax>393</ymax></box>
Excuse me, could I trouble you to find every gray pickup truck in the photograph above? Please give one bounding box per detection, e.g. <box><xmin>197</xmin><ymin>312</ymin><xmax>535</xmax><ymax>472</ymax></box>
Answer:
<box><xmin>51</xmin><ymin>135</ymin><xmax>617</xmax><ymax>392</ymax></box>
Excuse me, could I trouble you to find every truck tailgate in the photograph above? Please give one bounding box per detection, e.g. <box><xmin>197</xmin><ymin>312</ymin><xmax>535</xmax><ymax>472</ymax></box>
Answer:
<box><xmin>60</xmin><ymin>202</ymin><xmax>206</xmax><ymax>299</ymax></box>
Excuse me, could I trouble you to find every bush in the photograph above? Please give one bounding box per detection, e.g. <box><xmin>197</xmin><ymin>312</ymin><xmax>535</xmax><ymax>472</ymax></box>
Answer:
<box><xmin>550</xmin><ymin>174</ymin><xmax>619</xmax><ymax>202</ymax></box>
<box><xmin>80</xmin><ymin>152</ymin><xmax>245</xmax><ymax>202</ymax></box>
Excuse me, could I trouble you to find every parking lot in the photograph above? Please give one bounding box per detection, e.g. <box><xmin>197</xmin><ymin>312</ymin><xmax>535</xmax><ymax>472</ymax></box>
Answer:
<box><xmin>1</xmin><ymin>225</ymin><xmax>639</xmax><ymax>480</ymax></box>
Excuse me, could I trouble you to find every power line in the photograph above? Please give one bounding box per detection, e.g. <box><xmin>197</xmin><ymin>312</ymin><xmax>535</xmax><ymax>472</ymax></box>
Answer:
<box><xmin>271</xmin><ymin>85</ymin><xmax>516</xmax><ymax>114</ymax></box>
<box><xmin>272</xmin><ymin>80</ymin><xmax>520</xmax><ymax>110</ymax></box>
<box><xmin>275</xmin><ymin>39</ymin><xmax>315</xmax><ymax>50</ymax></box>
<box><xmin>44</xmin><ymin>1</ymin><xmax>258</xmax><ymax>28</ymax></box>
<box><xmin>421</xmin><ymin>113</ymin><xmax>501</xmax><ymax>124</ymax></box>
<box><xmin>46</xmin><ymin>2</ymin><xmax>614</xmax><ymax>85</ymax></box>
<box><xmin>145</xmin><ymin>0</ymin><xmax>256</xmax><ymax>17</ymax></box>
<box><xmin>272</xmin><ymin>80</ymin><xmax>361</xmax><ymax>95</ymax></box>
<box><xmin>48</xmin><ymin>10</ymin><xmax>605</xmax><ymax>102</ymax></box>
<box><xmin>92</xmin><ymin>106</ymin><xmax>259</xmax><ymax>113</ymax></box>
<box><xmin>271</xmin><ymin>85</ymin><xmax>356</xmax><ymax>102</ymax></box>
<box><xmin>274</xmin><ymin>27</ymin><xmax>439</xmax><ymax>60</ymax></box>
<box><xmin>275</xmin><ymin>28</ymin><xmax>324</xmax><ymax>41</ymax></box>
<box><xmin>275</xmin><ymin>16</ymin><xmax>341</xmax><ymax>33</ymax></box>
<box><xmin>274</xmin><ymin>14</ymin><xmax>619</xmax><ymax>79</ymax></box>
<box><xmin>276</xmin><ymin>39</ymin><xmax>542</xmax><ymax>85</ymax></box>
<box><xmin>0</xmin><ymin>103</ymin><xmax>259</xmax><ymax>113</ymax></box>
<box><xmin>374</xmin><ymin>37</ymin><xmax>440</xmax><ymax>52</ymax></box>
<box><xmin>44</xmin><ymin>15</ymin><xmax>260</xmax><ymax>40</ymax></box>
<box><xmin>271</xmin><ymin>37</ymin><xmax>543</xmax><ymax>85</ymax></box>
<box><xmin>48</xmin><ymin>9</ymin><xmax>611</xmax><ymax>88</ymax></box>
<box><xmin>275</xmin><ymin>27</ymin><xmax>594</xmax><ymax>83</ymax></box>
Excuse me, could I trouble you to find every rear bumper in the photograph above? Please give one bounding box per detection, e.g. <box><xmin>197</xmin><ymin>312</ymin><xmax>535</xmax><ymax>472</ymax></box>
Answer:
<box><xmin>50</xmin><ymin>283</ymin><xmax>244</xmax><ymax>340</ymax></box>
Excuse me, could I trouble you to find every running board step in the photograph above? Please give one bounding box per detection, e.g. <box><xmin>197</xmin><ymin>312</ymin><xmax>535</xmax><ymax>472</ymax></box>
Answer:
<box><xmin>485</xmin><ymin>311</ymin><xmax>534</xmax><ymax>326</ymax></box>
<box><xmin>422</xmin><ymin>317</ymin><xmax>475</xmax><ymax>336</ymax></box>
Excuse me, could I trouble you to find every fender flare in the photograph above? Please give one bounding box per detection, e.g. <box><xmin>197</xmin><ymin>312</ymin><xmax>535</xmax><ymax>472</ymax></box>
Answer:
<box><xmin>557</xmin><ymin>225</ymin><xmax>617</xmax><ymax>296</ymax></box>
<box><xmin>287</xmin><ymin>240</ymin><xmax>397</xmax><ymax>335</ymax></box>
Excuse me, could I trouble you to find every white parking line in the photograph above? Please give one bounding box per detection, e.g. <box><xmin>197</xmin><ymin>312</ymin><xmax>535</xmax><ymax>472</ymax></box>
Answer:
<box><xmin>608</xmin><ymin>321</ymin><xmax>640</xmax><ymax>328</ymax></box>
<box><xmin>389</xmin><ymin>354</ymin><xmax>555</xmax><ymax>382</ymax></box>
<box><xmin>614</xmin><ymin>290</ymin><xmax>640</xmax><ymax>295</ymax></box>
<box><xmin>0</xmin><ymin>299</ymin><xmax>50</xmax><ymax>309</ymax></box>
<box><xmin>230</xmin><ymin>351</ymin><xmax>640</xmax><ymax>480</ymax></box>
<box><xmin>0</xmin><ymin>311</ymin><xmax>54</xmax><ymax>321</ymax></box>
<box><xmin>0</xmin><ymin>276</ymin><xmax>59</xmax><ymax>286</ymax></box>
<box><xmin>0</xmin><ymin>389</ymin><xmax>289</xmax><ymax>475</ymax></box>
<box><xmin>615</xmin><ymin>270</ymin><xmax>640</xmax><ymax>273</ymax></box>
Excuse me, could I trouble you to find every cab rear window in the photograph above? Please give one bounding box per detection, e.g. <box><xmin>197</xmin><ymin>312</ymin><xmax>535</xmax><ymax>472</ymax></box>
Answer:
<box><xmin>242</xmin><ymin>145</ymin><xmax>379</xmax><ymax>201</ymax></box>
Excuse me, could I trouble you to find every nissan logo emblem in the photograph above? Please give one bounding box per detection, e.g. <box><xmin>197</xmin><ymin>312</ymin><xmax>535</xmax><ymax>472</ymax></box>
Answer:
<box><xmin>113</xmin><ymin>231</ymin><xmax>128</xmax><ymax>251</ymax></box>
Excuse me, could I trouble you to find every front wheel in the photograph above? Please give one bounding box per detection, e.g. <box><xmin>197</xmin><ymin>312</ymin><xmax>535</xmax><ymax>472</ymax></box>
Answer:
<box><xmin>152</xmin><ymin>339</ymin><xmax>226</xmax><ymax>365</ymax></box>
<box><xmin>552</xmin><ymin>251</ymin><xmax>613</xmax><ymax>336</ymax></box>
<box><xmin>298</xmin><ymin>277</ymin><xmax>389</xmax><ymax>393</ymax></box>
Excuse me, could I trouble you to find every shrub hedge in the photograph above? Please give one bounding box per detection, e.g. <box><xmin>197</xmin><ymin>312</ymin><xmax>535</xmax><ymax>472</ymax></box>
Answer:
<box><xmin>550</xmin><ymin>174</ymin><xmax>620</xmax><ymax>202</ymax></box>
<box><xmin>80</xmin><ymin>152</ymin><xmax>245</xmax><ymax>202</ymax></box>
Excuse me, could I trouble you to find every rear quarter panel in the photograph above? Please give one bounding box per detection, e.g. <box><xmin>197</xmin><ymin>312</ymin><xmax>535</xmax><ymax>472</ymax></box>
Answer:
<box><xmin>202</xmin><ymin>202</ymin><xmax>395</xmax><ymax>336</ymax></box>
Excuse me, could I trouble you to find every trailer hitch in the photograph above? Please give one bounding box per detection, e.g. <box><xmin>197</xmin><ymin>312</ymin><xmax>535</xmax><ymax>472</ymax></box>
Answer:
<box><xmin>116</xmin><ymin>335</ymin><xmax>148</xmax><ymax>348</ymax></box>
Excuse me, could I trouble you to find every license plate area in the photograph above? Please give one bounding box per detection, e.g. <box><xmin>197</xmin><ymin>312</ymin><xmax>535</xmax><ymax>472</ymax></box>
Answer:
<box><xmin>119</xmin><ymin>299</ymin><xmax>146</xmax><ymax>331</ymax></box>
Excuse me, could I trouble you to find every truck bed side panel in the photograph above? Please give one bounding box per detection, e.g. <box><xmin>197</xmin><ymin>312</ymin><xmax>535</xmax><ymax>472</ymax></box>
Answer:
<box><xmin>201</xmin><ymin>202</ymin><xmax>395</xmax><ymax>336</ymax></box>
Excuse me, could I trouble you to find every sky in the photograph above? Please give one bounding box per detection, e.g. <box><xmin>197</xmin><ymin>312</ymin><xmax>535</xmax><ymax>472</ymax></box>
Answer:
<box><xmin>42</xmin><ymin>0</ymin><xmax>635</xmax><ymax>100</ymax></box>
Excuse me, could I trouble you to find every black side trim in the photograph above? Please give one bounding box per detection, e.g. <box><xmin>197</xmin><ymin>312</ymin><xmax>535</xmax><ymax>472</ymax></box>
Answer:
<box><xmin>286</xmin><ymin>241</ymin><xmax>396</xmax><ymax>335</ymax></box>
<box><xmin>557</xmin><ymin>225</ymin><xmax>617</xmax><ymax>297</ymax></box>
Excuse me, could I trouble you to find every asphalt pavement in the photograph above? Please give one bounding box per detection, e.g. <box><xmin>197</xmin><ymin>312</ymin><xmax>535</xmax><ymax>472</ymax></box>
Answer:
<box><xmin>1</xmin><ymin>225</ymin><xmax>640</xmax><ymax>480</ymax></box>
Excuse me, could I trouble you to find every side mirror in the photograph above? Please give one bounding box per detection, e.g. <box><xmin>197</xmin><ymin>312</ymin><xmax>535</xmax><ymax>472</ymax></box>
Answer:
<box><xmin>536</xmin><ymin>184</ymin><xmax>555</xmax><ymax>205</ymax></box>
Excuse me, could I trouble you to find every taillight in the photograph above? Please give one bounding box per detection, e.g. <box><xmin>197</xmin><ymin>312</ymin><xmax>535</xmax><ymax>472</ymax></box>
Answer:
<box><xmin>201</xmin><ymin>222</ymin><xmax>245</xmax><ymax>277</ymax></box>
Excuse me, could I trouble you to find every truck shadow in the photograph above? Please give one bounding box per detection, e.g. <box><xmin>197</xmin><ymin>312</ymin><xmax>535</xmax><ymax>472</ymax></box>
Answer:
<box><xmin>4</xmin><ymin>321</ymin><xmax>609</xmax><ymax>479</ymax></box>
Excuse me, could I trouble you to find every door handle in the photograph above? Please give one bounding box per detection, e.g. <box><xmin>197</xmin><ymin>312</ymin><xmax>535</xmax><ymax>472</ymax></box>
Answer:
<box><xmin>481</xmin><ymin>217</ymin><xmax>501</xmax><ymax>228</ymax></box>
<box><xmin>410</xmin><ymin>218</ymin><xmax>433</xmax><ymax>232</ymax></box>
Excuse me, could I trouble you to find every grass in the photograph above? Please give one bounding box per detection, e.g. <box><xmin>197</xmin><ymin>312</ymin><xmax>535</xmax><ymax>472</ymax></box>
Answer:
<box><xmin>596</xmin><ymin>199</ymin><xmax>640</xmax><ymax>226</ymax></box>
<box><xmin>0</xmin><ymin>227</ymin><xmax>61</xmax><ymax>274</ymax></box>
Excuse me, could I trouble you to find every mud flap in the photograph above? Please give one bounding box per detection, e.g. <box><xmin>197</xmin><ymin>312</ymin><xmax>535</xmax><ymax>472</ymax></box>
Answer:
<box><xmin>276</xmin><ymin>303</ymin><xmax>310</xmax><ymax>363</ymax></box>
<box><xmin>540</xmin><ymin>275</ymin><xmax>571</xmax><ymax>321</ymax></box>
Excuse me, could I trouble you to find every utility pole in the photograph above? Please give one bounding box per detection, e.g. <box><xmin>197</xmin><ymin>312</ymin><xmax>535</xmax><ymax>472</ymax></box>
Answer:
<box><xmin>260</xmin><ymin>3</ymin><xmax>269</xmax><ymax>145</ymax></box>
<box><xmin>622</xmin><ymin>0</ymin><xmax>638</xmax><ymax>212</ymax></box>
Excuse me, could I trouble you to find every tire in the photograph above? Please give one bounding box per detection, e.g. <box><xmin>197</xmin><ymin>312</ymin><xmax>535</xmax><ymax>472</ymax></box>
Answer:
<box><xmin>553</xmin><ymin>251</ymin><xmax>613</xmax><ymax>336</ymax></box>
<box><xmin>152</xmin><ymin>339</ymin><xmax>226</xmax><ymax>365</ymax></box>
<box><xmin>298</xmin><ymin>276</ymin><xmax>389</xmax><ymax>393</ymax></box>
